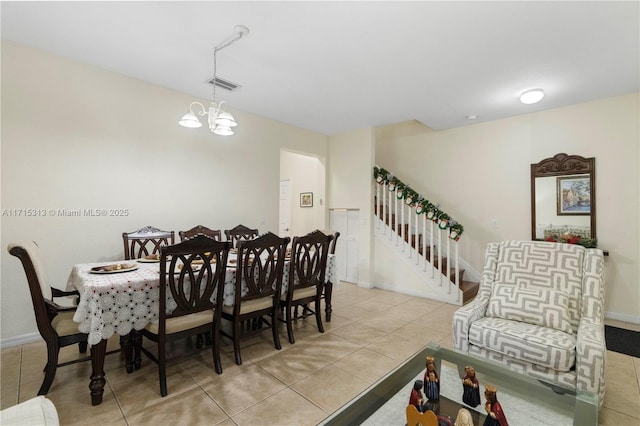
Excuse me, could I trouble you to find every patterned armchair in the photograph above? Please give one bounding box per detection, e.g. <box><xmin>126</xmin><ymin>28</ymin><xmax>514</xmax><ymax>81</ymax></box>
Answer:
<box><xmin>452</xmin><ymin>240</ymin><xmax>606</xmax><ymax>405</ymax></box>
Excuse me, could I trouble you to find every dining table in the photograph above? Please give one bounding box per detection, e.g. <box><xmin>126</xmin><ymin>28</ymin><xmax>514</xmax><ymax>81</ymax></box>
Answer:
<box><xmin>66</xmin><ymin>253</ymin><xmax>336</xmax><ymax>406</ymax></box>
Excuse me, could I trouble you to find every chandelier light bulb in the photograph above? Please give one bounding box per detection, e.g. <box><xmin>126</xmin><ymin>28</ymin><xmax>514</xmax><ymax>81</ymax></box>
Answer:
<box><xmin>178</xmin><ymin>112</ymin><xmax>203</xmax><ymax>128</ymax></box>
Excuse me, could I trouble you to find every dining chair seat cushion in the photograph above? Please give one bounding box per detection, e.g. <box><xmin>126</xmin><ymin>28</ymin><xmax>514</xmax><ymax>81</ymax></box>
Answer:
<box><xmin>0</xmin><ymin>396</ymin><xmax>59</xmax><ymax>426</ymax></box>
<box><xmin>222</xmin><ymin>297</ymin><xmax>273</xmax><ymax>315</ymax></box>
<box><xmin>51</xmin><ymin>311</ymin><xmax>83</xmax><ymax>337</ymax></box>
<box><xmin>145</xmin><ymin>310</ymin><xmax>214</xmax><ymax>335</ymax></box>
<box><xmin>280</xmin><ymin>286</ymin><xmax>317</xmax><ymax>302</ymax></box>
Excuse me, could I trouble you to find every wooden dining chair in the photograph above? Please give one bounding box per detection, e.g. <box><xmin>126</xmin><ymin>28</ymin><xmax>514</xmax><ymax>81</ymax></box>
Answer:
<box><xmin>221</xmin><ymin>232</ymin><xmax>290</xmax><ymax>365</ymax></box>
<box><xmin>7</xmin><ymin>241</ymin><xmax>90</xmax><ymax>395</ymax></box>
<box><xmin>179</xmin><ymin>225</ymin><xmax>222</xmax><ymax>242</ymax></box>
<box><xmin>179</xmin><ymin>226</ymin><xmax>224</xmax><ymax>347</ymax></box>
<box><xmin>280</xmin><ymin>230</ymin><xmax>333</xmax><ymax>344</ymax></box>
<box><xmin>323</xmin><ymin>230</ymin><xmax>340</xmax><ymax>321</ymax></box>
<box><xmin>122</xmin><ymin>225</ymin><xmax>175</xmax><ymax>260</ymax></box>
<box><xmin>135</xmin><ymin>235</ymin><xmax>231</xmax><ymax>397</ymax></box>
<box><xmin>223</xmin><ymin>224</ymin><xmax>259</xmax><ymax>249</ymax></box>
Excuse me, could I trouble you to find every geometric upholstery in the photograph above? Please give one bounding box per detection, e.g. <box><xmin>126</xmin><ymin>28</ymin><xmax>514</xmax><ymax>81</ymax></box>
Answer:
<box><xmin>453</xmin><ymin>240</ymin><xmax>606</xmax><ymax>405</ymax></box>
<box><xmin>0</xmin><ymin>396</ymin><xmax>59</xmax><ymax>426</ymax></box>
<box><xmin>468</xmin><ymin>317</ymin><xmax>576</xmax><ymax>371</ymax></box>
<box><xmin>486</xmin><ymin>284</ymin><xmax>574</xmax><ymax>333</ymax></box>
<box><xmin>494</xmin><ymin>241</ymin><xmax>584</xmax><ymax>331</ymax></box>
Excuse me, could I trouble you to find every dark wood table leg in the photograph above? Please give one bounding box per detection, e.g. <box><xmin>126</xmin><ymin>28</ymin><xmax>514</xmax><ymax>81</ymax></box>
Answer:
<box><xmin>324</xmin><ymin>280</ymin><xmax>333</xmax><ymax>322</ymax></box>
<box><xmin>89</xmin><ymin>339</ymin><xmax>107</xmax><ymax>406</ymax></box>
<box><xmin>133</xmin><ymin>330</ymin><xmax>142</xmax><ymax>370</ymax></box>
<box><xmin>120</xmin><ymin>333</ymin><xmax>134</xmax><ymax>373</ymax></box>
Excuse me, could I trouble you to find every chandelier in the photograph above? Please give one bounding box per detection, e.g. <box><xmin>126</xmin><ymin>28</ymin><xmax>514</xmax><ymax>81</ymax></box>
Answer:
<box><xmin>179</xmin><ymin>25</ymin><xmax>249</xmax><ymax>136</ymax></box>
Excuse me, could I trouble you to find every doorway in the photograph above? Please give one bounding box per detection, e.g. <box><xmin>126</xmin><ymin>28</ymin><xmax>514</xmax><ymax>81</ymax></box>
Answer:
<box><xmin>279</xmin><ymin>179</ymin><xmax>292</xmax><ymax>238</ymax></box>
<box><xmin>279</xmin><ymin>150</ymin><xmax>326</xmax><ymax>238</ymax></box>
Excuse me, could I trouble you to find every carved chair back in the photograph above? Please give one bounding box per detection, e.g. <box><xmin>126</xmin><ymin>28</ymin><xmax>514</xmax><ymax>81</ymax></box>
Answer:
<box><xmin>159</xmin><ymin>235</ymin><xmax>231</xmax><ymax>325</ymax></box>
<box><xmin>122</xmin><ymin>226</ymin><xmax>175</xmax><ymax>260</ymax></box>
<box><xmin>179</xmin><ymin>225</ymin><xmax>222</xmax><ymax>242</ymax></box>
<box><xmin>288</xmin><ymin>230</ymin><xmax>332</xmax><ymax>295</ymax></box>
<box><xmin>234</xmin><ymin>232</ymin><xmax>289</xmax><ymax>305</ymax></box>
<box><xmin>224</xmin><ymin>224</ymin><xmax>259</xmax><ymax>249</ymax></box>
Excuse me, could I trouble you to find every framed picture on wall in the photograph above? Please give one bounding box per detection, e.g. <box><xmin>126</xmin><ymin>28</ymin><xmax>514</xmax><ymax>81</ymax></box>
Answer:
<box><xmin>557</xmin><ymin>175</ymin><xmax>590</xmax><ymax>215</ymax></box>
<box><xmin>300</xmin><ymin>192</ymin><xmax>313</xmax><ymax>208</ymax></box>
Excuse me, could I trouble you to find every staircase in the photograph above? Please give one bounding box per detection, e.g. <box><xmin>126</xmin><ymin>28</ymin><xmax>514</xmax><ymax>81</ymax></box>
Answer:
<box><xmin>374</xmin><ymin>182</ymin><xmax>479</xmax><ymax>305</ymax></box>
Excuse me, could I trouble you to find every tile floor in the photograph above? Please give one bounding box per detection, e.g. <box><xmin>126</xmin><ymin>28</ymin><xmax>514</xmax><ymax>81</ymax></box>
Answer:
<box><xmin>2</xmin><ymin>282</ymin><xmax>639</xmax><ymax>425</ymax></box>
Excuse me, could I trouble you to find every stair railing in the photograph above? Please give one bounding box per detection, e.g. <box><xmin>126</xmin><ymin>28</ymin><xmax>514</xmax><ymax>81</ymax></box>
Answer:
<box><xmin>374</xmin><ymin>176</ymin><xmax>461</xmax><ymax>300</ymax></box>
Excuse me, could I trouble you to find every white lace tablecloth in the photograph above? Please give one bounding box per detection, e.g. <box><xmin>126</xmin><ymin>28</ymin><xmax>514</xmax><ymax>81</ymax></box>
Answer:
<box><xmin>67</xmin><ymin>255</ymin><xmax>335</xmax><ymax>345</ymax></box>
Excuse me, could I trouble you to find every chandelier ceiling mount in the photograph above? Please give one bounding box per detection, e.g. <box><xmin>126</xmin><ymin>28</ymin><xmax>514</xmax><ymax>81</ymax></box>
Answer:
<box><xmin>178</xmin><ymin>25</ymin><xmax>249</xmax><ymax>136</ymax></box>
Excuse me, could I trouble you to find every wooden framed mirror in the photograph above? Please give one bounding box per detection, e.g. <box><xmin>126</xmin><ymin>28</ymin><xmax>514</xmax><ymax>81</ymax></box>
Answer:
<box><xmin>531</xmin><ymin>153</ymin><xmax>596</xmax><ymax>243</ymax></box>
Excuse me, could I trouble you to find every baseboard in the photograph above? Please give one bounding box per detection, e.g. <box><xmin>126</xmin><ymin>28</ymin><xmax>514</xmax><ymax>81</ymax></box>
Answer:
<box><xmin>1</xmin><ymin>332</ymin><xmax>42</xmax><ymax>348</ymax></box>
<box><xmin>605</xmin><ymin>311</ymin><xmax>640</xmax><ymax>325</ymax></box>
<box><xmin>374</xmin><ymin>281</ymin><xmax>460</xmax><ymax>305</ymax></box>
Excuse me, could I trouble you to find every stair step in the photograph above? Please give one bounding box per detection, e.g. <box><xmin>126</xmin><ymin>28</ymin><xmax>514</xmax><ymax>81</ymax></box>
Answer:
<box><xmin>461</xmin><ymin>280</ymin><xmax>480</xmax><ymax>304</ymax></box>
<box><xmin>376</xmin><ymin>214</ymin><xmax>480</xmax><ymax>301</ymax></box>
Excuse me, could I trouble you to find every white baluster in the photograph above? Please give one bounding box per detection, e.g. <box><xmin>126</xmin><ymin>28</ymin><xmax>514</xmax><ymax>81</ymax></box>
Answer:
<box><xmin>376</xmin><ymin>184</ymin><xmax>380</xmax><ymax>229</ymax></box>
<box><xmin>390</xmin><ymin>189</ymin><xmax>395</xmax><ymax>242</ymax></box>
<box><xmin>415</xmin><ymin>208</ymin><xmax>420</xmax><ymax>265</ymax></box>
<box><xmin>394</xmin><ymin>191</ymin><xmax>398</xmax><ymax>245</ymax></box>
<box><xmin>447</xmin><ymin>234</ymin><xmax>451</xmax><ymax>293</ymax></box>
<box><xmin>455</xmin><ymin>241</ymin><xmax>460</xmax><ymax>300</ymax></box>
<box><xmin>401</xmin><ymin>202</ymin><xmax>405</xmax><ymax>252</ymax></box>
<box><xmin>422</xmin><ymin>215</ymin><xmax>427</xmax><ymax>271</ymax></box>
<box><xmin>407</xmin><ymin>210</ymin><xmax>412</xmax><ymax>259</ymax></box>
<box><xmin>429</xmin><ymin>220</ymin><xmax>434</xmax><ymax>278</ymax></box>
<box><xmin>437</xmin><ymin>226</ymin><xmax>443</xmax><ymax>286</ymax></box>
<box><xmin>383</xmin><ymin>184</ymin><xmax>387</xmax><ymax>236</ymax></box>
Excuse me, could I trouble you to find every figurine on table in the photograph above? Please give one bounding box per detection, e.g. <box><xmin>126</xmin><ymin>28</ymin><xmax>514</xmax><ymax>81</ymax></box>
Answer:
<box><xmin>462</xmin><ymin>365</ymin><xmax>481</xmax><ymax>407</ymax></box>
<box><xmin>482</xmin><ymin>385</ymin><xmax>509</xmax><ymax>426</ymax></box>
<box><xmin>424</xmin><ymin>371</ymin><xmax>440</xmax><ymax>400</ymax></box>
<box><xmin>454</xmin><ymin>408</ymin><xmax>474</xmax><ymax>426</ymax></box>
<box><xmin>423</xmin><ymin>356</ymin><xmax>440</xmax><ymax>400</ymax></box>
<box><xmin>409</xmin><ymin>380</ymin><xmax>427</xmax><ymax>413</ymax></box>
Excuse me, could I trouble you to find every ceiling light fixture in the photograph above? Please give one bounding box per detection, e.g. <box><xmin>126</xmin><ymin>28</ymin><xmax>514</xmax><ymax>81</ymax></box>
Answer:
<box><xmin>179</xmin><ymin>25</ymin><xmax>249</xmax><ymax>136</ymax></box>
<box><xmin>520</xmin><ymin>89</ymin><xmax>545</xmax><ymax>105</ymax></box>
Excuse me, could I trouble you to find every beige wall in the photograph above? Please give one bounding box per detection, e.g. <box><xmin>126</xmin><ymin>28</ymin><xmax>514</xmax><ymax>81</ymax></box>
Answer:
<box><xmin>376</xmin><ymin>94</ymin><xmax>640</xmax><ymax>321</ymax></box>
<box><xmin>2</xmin><ymin>39</ymin><xmax>637</xmax><ymax>346</ymax></box>
<box><xmin>327</xmin><ymin>128</ymin><xmax>375</xmax><ymax>287</ymax></box>
<box><xmin>0</xmin><ymin>41</ymin><xmax>328</xmax><ymax>341</ymax></box>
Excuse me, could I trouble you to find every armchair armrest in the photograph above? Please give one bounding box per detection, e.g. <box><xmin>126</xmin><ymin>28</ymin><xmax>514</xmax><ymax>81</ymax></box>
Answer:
<box><xmin>51</xmin><ymin>287</ymin><xmax>80</xmax><ymax>298</ymax></box>
<box><xmin>45</xmin><ymin>287</ymin><xmax>80</xmax><ymax>317</ymax></box>
<box><xmin>50</xmin><ymin>287</ymin><xmax>80</xmax><ymax>308</ymax></box>
<box><xmin>452</xmin><ymin>242</ymin><xmax>499</xmax><ymax>353</ymax></box>
<box><xmin>576</xmin><ymin>321</ymin><xmax>606</xmax><ymax>406</ymax></box>
<box><xmin>453</xmin><ymin>299</ymin><xmax>487</xmax><ymax>352</ymax></box>
<box><xmin>575</xmin><ymin>249</ymin><xmax>606</xmax><ymax>405</ymax></box>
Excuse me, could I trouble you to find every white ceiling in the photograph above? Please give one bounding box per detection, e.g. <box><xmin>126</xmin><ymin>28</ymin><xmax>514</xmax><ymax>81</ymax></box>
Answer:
<box><xmin>2</xmin><ymin>1</ymin><xmax>639</xmax><ymax>136</ymax></box>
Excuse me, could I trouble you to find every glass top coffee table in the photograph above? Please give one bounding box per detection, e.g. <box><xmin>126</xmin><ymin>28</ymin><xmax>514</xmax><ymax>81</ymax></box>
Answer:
<box><xmin>320</xmin><ymin>342</ymin><xmax>598</xmax><ymax>426</ymax></box>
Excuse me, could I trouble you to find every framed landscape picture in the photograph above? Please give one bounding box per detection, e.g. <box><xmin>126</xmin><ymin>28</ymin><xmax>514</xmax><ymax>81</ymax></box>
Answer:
<box><xmin>557</xmin><ymin>175</ymin><xmax>590</xmax><ymax>215</ymax></box>
<box><xmin>300</xmin><ymin>192</ymin><xmax>313</xmax><ymax>207</ymax></box>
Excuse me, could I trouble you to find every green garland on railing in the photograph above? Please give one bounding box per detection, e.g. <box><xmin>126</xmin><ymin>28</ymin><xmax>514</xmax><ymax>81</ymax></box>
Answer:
<box><xmin>373</xmin><ymin>166</ymin><xmax>464</xmax><ymax>241</ymax></box>
<box><xmin>388</xmin><ymin>176</ymin><xmax>402</xmax><ymax>192</ymax></box>
<box><xmin>373</xmin><ymin>166</ymin><xmax>390</xmax><ymax>184</ymax></box>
